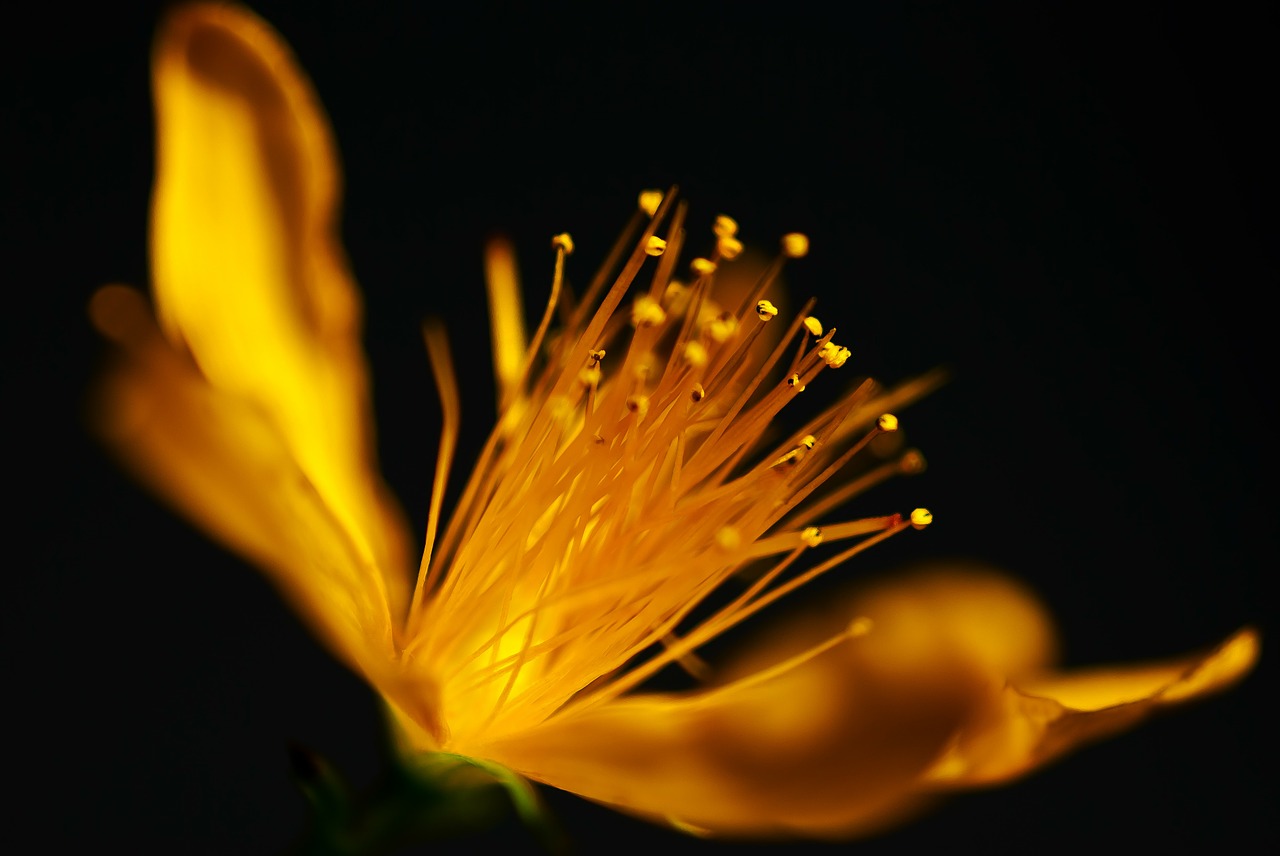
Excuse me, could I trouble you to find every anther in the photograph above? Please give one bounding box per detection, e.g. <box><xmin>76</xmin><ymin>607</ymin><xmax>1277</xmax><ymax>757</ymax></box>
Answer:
<box><xmin>755</xmin><ymin>299</ymin><xmax>779</xmax><ymax>321</ymax></box>
<box><xmin>800</xmin><ymin>526</ymin><xmax>824</xmax><ymax>547</ymax></box>
<box><xmin>781</xmin><ymin>232</ymin><xmax>810</xmax><ymax>258</ymax></box>
<box><xmin>909</xmin><ymin>508</ymin><xmax>933</xmax><ymax>530</ymax></box>
<box><xmin>877</xmin><ymin>413</ymin><xmax>899</xmax><ymax>433</ymax></box>
<box><xmin>800</xmin><ymin>434</ymin><xmax>816</xmax><ymax>450</ymax></box>
<box><xmin>716</xmin><ymin>526</ymin><xmax>742</xmax><ymax>551</ymax></box>
<box><xmin>578</xmin><ymin>366</ymin><xmax>602</xmax><ymax>386</ymax></box>
<box><xmin>691</xmin><ymin>257</ymin><xmax>718</xmax><ymax>276</ymax></box>
<box><xmin>713</xmin><ymin>215</ymin><xmax>739</xmax><ymax>238</ymax></box>
<box><xmin>645</xmin><ymin>236</ymin><xmax>667</xmax><ymax>256</ymax></box>
<box><xmin>663</xmin><ymin>280</ymin><xmax>690</xmax><ymax>314</ymax></box>
<box><xmin>690</xmin><ymin>383</ymin><xmax>706</xmax><ymax>402</ymax></box>
<box><xmin>786</xmin><ymin>373</ymin><xmax>806</xmax><ymax>391</ymax></box>
<box><xmin>683</xmin><ymin>341</ymin><xmax>709</xmax><ymax>368</ymax></box>
<box><xmin>848</xmin><ymin>617</ymin><xmax>874</xmax><ymax>637</ymax></box>
<box><xmin>718</xmin><ymin>235</ymin><xmax>743</xmax><ymax>260</ymax></box>
<box><xmin>638</xmin><ymin>190</ymin><xmax>663</xmax><ymax>216</ymax></box>
<box><xmin>818</xmin><ymin>342</ymin><xmax>850</xmax><ymax>368</ymax></box>
<box><xmin>551</xmin><ymin>233</ymin><xmax>575</xmax><ymax>255</ymax></box>
<box><xmin>625</xmin><ymin>394</ymin><xmax>650</xmax><ymax>418</ymax></box>
<box><xmin>588</xmin><ymin>348</ymin><xmax>606</xmax><ymax>366</ymax></box>
<box><xmin>632</xmin><ymin>295</ymin><xmax>667</xmax><ymax>327</ymax></box>
<box><xmin>803</xmin><ymin>316</ymin><xmax>823</xmax><ymax>336</ymax></box>
<box><xmin>706</xmin><ymin>311</ymin><xmax>738</xmax><ymax>343</ymax></box>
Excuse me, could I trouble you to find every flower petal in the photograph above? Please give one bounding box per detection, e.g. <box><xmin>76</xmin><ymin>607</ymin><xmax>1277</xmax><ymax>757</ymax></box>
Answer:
<box><xmin>90</xmin><ymin>285</ymin><xmax>396</xmax><ymax>680</ymax></box>
<box><xmin>925</xmin><ymin>627</ymin><xmax>1259</xmax><ymax>787</ymax></box>
<box><xmin>149</xmin><ymin>3</ymin><xmax>409</xmax><ymax>611</ymax></box>
<box><xmin>474</xmin><ymin>591</ymin><xmax>990</xmax><ymax>837</ymax></box>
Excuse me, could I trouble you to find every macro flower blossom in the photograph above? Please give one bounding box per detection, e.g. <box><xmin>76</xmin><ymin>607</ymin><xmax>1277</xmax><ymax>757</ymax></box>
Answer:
<box><xmin>90</xmin><ymin>3</ymin><xmax>1257</xmax><ymax>841</ymax></box>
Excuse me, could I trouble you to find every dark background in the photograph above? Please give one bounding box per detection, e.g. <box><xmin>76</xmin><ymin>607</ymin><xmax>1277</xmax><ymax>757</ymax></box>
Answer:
<box><xmin>6</xmin><ymin>1</ymin><xmax>1274</xmax><ymax>852</ymax></box>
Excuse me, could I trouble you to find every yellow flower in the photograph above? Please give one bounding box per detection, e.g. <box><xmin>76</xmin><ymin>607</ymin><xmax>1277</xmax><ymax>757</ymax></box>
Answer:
<box><xmin>90</xmin><ymin>3</ymin><xmax>1257</xmax><ymax>840</ymax></box>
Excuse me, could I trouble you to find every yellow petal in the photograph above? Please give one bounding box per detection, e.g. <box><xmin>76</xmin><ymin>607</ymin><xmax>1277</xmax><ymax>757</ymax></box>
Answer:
<box><xmin>90</xmin><ymin>285</ymin><xmax>395</xmax><ymax>680</ymax></box>
<box><xmin>926</xmin><ymin>627</ymin><xmax>1259</xmax><ymax>787</ymax></box>
<box><xmin>474</xmin><ymin>588</ymin><xmax>990</xmax><ymax>837</ymax></box>
<box><xmin>149</xmin><ymin>3</ymin><xmax>409</xmax><ymax>613</ymax></box>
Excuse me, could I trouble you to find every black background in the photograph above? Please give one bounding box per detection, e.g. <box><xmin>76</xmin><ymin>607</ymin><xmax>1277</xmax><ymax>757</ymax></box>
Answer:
<box><xmin>6</xmin><ymin>1</ymin><xmax>1274</xmax><ymax>853</ymax></box>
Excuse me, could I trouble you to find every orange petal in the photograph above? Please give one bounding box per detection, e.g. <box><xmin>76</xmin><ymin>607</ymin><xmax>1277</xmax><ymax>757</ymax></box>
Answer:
<box><xmin>148</xmin><ymin>3</ymin><xmax>409</xmax><ymax>613</ymax></box>
<box><xmin>474</xmin><ymin>588</ymin><xmax>990</xmax><ymax>837</ymax></box>
<box><xmin>925</xmin><ymin>627</ymin><xmax>1259</xmax><ymax>787</ymax></box>
<box><xmin>90</xmin><ymin>285</ymin><xmax>397</xmax><ymax>682</ymax></box>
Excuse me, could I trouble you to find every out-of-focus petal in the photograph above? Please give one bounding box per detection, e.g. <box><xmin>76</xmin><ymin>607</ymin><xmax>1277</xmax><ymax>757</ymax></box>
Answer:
<box><xmin>90</xmin><ymin>285</ymin><xmax>396</xmax><ymax>680</ymax></box>
<box><xmin>926</xmin><ymin>627</ymin><xmax>1259</xmax><ymax>786</ymax></box>
<box><xmin>149</xmin><ymin>3</ymin><xmax>409</xmax><ymax>613</ymax></box>
<box><xmin>475</xmin><ymin>588</ymin><xmax>989</xmax><ymax>837</ymax></box>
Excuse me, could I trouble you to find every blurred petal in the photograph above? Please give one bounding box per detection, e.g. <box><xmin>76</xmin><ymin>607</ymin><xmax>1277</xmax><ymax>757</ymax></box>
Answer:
<box><xmin>477</xmin><ymin>591</ymin><xmax>989</xmax><ymax>837</ymax></box>
<box><xmin>149</xmin><ymin>3</ymin><xmax>409</xmax><ymax>612</ymax></box>
<box><xmin>926</xmin><ymin>627</ymin><xmax>1259</xmax><ymax>786</ymax></box>
<box><xmin>90</xmin><ymin>285</ymin><xmax>396</xmax><ymax>680</ymax></box>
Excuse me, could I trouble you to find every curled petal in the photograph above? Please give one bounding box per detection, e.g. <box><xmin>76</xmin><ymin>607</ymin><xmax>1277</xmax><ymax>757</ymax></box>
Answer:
<box><xmin>926</xmin><ymin>627</ymin><xmax>1259</xmax><ymax>787</ymax></box>
<box><xmin>149</xmin><ymin>3</ymin><xmax>409</xmax><ymax>612</ymax></box>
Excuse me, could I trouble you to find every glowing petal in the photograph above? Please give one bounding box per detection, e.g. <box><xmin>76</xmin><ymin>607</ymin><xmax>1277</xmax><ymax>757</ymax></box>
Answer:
<box><xmin>89</xmin><ymin>285</ymin><xmax>395</xmax><ymax>677</ymax></box>
<box><xmin>149</xmin><ymin>3</ymin><xmax>409</xmax><ymax>613</ymax></box>
<box><xmin>476</xmin><ymin>590</ymin><xmax>989</xmax><ymax>837</ymax></box>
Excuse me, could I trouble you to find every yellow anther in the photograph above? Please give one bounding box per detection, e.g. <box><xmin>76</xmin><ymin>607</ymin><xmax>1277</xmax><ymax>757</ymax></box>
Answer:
<box><xmin>781</xmin><ymin>232</ymin><xmax>810</xmax><ymax>258</ymax></box>
<box><xmin>819</xmin><ymin>342</ymin><xmax>850</xmax><ymax>368</ymax></box>
<box><xmin>578</xmin><ymin>365</ymin><xmax>602</xmax><ymax>386</ymax></box>
<box><xmin>631</xmin><ymin>295</ymin><xmax>667</xmax><ymax>327</ymax></box>
<box><xmin>663</xmin><ymin>280</ymin><xmax>691</xmax><ymax>315</ymax></box>
<box><xmin>803</xmin><ymin>316</ymin><xmax>823</xmax><ymax>336</ymax></box>
<box><xmin>786</xmin><ymin>373</ymin><xmax>806</xmax><ymax>391</ymax></box>
<box><xmin>683</xmin><ymin>340</ymin><xmax>709</xmax><ymax>368</ymax></box>
<box><xmin>691</xmin><ymin>257</ymin><xmax>718</xmax><ymax>276</ymax></box>
<box><xmin>716</xmin><ymin>526</ymin><xmax>741</xmax><ymax>551</ymax></box>
<box><xmin>588</xmin><ymin>348</ymin><xmax>606</xmax><ymax>365</ymax></box>
<box><xmin>910</xmin><ymin>508</ymin><xmax>933</xmax><ymax>530</ymax></box>
<box><xmin>638</xmin><ymin>189</ymin><xmax>663</xmax><ymax>216</ymax></box>
<box><xmin>899</xmin><ymin>449</ymin><xmax>927</xmax><ymax>474</ymax></box>
<box><xmin>645</xmin><ymin>235</ymin><xmax>667</xmax><ymax>256</ymax></box>
<box><xmin>877</xmin><ymin>413</ymin><xmax>899</xmax><ymax>433</ymax></box>
<box><xmin>800</xmin><ymin>526</ymin><xmax>824</xmax><ymax>547</ymax></box>
<box><xmin>551</xmin><ymin>232</ymin><xmax>575</xmax><ymax>255</ymax></box>
<box><xmin>625</xmin><ymin>394</ymin><xmax>650</xmax><ymax>418</ymax></box>
<box><xmin>706</xmin><ymin>311</ymin><xmax>738</xmax><ymax>343</ymax></box>
<box><xmin>800</xmin><ymin>434</ymin><xmax>816</xmax><ymax>450</ymax></box>
<box><xmin>713</xmin><ymin>214</ymin><xmax>739</xmax><ymax>238</ymax></box>
<box><xmin>690</xmin><ymin>383</ymin><xmax>706</xmax><ymax>402</ymax></box>
<box><xmin>717</xmin><ymin>235</ymin><xmax>743</xmax><ymax>260</ymax></box>
<box><xmin>755</xmin><ymin>299</ymin><xmax>779</xmax><ymax>321</ymax></box>
<box><xmin>848</xmin><ymin>616</ymin><xmax>874</xmax><ymax>637</ymax></box>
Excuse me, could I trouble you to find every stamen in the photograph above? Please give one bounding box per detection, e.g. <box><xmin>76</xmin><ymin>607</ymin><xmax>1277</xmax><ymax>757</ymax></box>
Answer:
<box><xmin>409</xmin><ymin>321</ymin><xmax>461</xmax><ymax>628</ymax></box>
